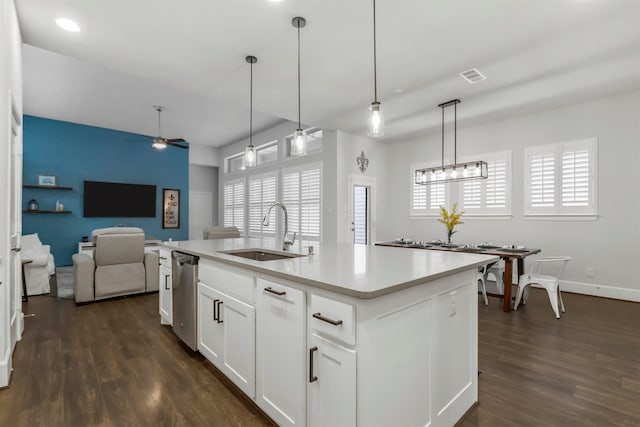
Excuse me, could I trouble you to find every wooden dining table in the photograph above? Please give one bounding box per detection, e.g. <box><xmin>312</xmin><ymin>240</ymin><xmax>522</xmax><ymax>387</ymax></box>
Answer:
<box><xmin>375</xmin><ymin>241</ymin><xmax>541</xmax><ymax>312</ymax></box>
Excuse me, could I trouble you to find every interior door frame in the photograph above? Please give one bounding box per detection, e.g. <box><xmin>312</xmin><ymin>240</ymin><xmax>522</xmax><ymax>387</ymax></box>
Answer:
<box><xmin>9</xmin><ymin>94</ymin><xmax>23</xmax><ymax>343</ymax></box>
<box><xmin>348</xmin><ymin>174</ymin><xmax>376</xmax><ymax>245</ymax></box>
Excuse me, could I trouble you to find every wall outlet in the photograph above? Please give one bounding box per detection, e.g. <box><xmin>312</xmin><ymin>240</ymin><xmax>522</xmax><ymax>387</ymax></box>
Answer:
<box><xmin>586</xmin><ymin>267</ymin><xmax>595</xmax><ymax>278</ymax></box>
<box><xmin>448</xmin><ymin>292</ymin><xmax>457</xmax><ymax>317</ymax></box>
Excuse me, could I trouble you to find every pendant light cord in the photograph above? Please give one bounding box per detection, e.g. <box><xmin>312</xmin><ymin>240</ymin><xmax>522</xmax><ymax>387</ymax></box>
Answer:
<box><xmin>157</xmin><ymin>107</ymin><xmax>162</xmax><ymax>137</ymax></box>
<box><xmin>454</xmin><ymin>101</ymin><xmax>457</xmax><ymax>164</ymax></box>
<box><xmin>250</xmin><ymin>60</ymin><xmax>253</xmax><ymax>147</ymax></box>
<box><xmin>373</xmin><ymin>0</ymin><xmax>378</xmax><ymax>103</ymax></box>
<box><xmin>441</xmin><ymin>105</ymin><xmax>444</xmax><ymax>168</ymax></box>
<box><xmin>297</xmin><ymin>21</ymin><xmax>302</xmax><ymax>129</ymax></box>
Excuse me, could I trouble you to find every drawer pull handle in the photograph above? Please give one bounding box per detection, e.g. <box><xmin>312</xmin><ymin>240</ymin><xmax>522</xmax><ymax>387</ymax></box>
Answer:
<box><xmin>164</xmin><ymin>275</ymin><xmax>170</xmax><ymax>290</ymax></box>
<box><xmin>159</xmin><ymin>256</ymin><xmax>168</xmax><ymax>260</ymax></box>
<box><xmin>216</xmin><ymin>300</ymin><xmax>224</xmax><ymax>324</ymax></box>
<box><xmin>309</xmin><ymin>346</ymin><xmax>318</xmax><ymax>383</ymax></box>
<box><xmin>313</xmin><ymin>312</ymin><xmax>343</xmax><ymax>326</ymax></box>
<box><xmin>264</xmin><ymin>287</ymin><xmax>286</xmax><ymax>296</ymax></box>
<box><xmin>213</xmin><ymin>299</ymin><xmax>219</xmax><ymax>321</ymax></box>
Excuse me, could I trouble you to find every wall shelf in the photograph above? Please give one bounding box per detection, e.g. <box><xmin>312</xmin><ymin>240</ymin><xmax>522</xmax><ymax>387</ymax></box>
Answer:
<box><xmin>23</xmin><ymin>185</ymin><xmax>73</xmax><ymax>190</ymax></box>
<box><xmin>23</xmin><ymin>210</ymin><xmax>72</xmax><ymax>214</ymax></box>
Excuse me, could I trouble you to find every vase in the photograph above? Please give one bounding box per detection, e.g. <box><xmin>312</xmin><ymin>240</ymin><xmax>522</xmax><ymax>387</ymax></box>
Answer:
<box><xmin>447</xmin><ymin>230</ymin><xmax>454</xmax><ymax>245</ymax></box>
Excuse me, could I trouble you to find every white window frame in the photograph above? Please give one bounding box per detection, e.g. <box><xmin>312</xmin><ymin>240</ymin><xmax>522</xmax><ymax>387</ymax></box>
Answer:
<box><xmin>248</xmin><ymin>172</ymin><xmax>278</xmax><ymax>238</ymax></box>
<box><xmin>223</xmin><ymin>178</ymin><xmax>246</xmax><ymax>233</ymax></box>
<box><xmin>410</xmin><ymin>162</ymin><xmax>449</xmax><ymax>217</ymax></box>
<box><xmin>285</xmin><ymin>127</ymin><xmax>323</xmax><ymax>157</ymax></box>
<box><xmin>524</xmin><ymin>138</ymin><xmax>597</xmax><ymax>217</ymax></box>
<box><xmin>459</xmin><ymin>151</ymin><xmax>512</xmax><ymax>217</ymax></box>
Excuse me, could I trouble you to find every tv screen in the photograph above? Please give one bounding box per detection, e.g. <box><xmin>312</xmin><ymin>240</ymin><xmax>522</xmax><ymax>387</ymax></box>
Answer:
<box><xmin>84</xmin><ymin>181</ymin><xmax>157</xmax><ymax>217</ymax></box>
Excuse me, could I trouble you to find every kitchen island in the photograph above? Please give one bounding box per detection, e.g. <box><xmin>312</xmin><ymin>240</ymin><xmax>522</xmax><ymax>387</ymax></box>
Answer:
<box><xmin>161</xmin><ymin>238</ymin><xmax>498</xmax><ymax>427</ymax></box>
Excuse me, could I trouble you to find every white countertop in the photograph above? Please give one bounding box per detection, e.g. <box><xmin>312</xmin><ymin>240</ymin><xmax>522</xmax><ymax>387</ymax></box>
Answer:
<box><xmin>162</xmin><ymin>238</ymin><xmax>499</xmax><ymax>299</ymax></box>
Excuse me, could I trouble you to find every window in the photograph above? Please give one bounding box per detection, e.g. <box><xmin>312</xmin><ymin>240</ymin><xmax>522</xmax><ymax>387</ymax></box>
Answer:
<box><xmin>286</xmin><ymin>128</ymin><xmax>323</xmax><ymax>157</ymax></box>
<box><xmin>256</xmin><ymin>140</ymin><xmax>278</xmax><ymax>166</ymax></box>
<box><xmin>223</xmin><ymin>179</ymin><xmax>245</xmax><ymax>233</ymax></box>
<box><xmin>525</xmin><ymin>138</ymin><xmax>597</xmax><ymax>216</ymax></box>
<box><xmin>461</xmin><ymin>151</ymin><xmax>511</xmax><ymax>216</ymax></box>
<box><xmin>225</xmin><ymin>152</ymin><xmax>245</xmax><ymax>173</ymax></box>
<box><xmin>282</xmin><ymin>163</ymin><xmax>322</xmax><ymax>250</ymax></box>
<box><xmin>410</xmin><ymin>163</ymin><xmax>448</xmax><ymax>216</ymax></box>
<box><xmin>248</xmin><ymin>173</ymin><xmax>277</xmax><ymax>238</ymax></box>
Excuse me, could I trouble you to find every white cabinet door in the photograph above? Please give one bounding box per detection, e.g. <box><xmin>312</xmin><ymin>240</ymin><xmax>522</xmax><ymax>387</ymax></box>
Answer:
<box><xmin>159</xmin><ymin>265</ymin><xmax>172</xmax><ymax>325</ymax></box>
<box><xmin>308</xmin><ymin>333</ymin><xmax>356</xmax><ymax>427</ymax></box>
<box><xmin>256</xmin><ymin>279</ymin><xmax>306</xmax><ymax>427</ymax></box>
<box><xmin>198</xmin><ymin>281</ymin><xmax>256</xmax><ymax>398</ymax></box>
<box><xmin>198</xmin><ymin>282</ymin><xmax>224</xmax><ymax>366</ymax></box>
<box><xmin>219</xmin><ymin>288</ymin><xmax>256</xmax><ymax>398</ymax></box>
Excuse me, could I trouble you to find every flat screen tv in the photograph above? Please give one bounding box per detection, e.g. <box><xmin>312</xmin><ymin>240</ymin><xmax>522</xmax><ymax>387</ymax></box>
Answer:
<box><xmin>84</xmin><ymin>181</ymin><xmax>157</xmax><ymax>217</ymax></box>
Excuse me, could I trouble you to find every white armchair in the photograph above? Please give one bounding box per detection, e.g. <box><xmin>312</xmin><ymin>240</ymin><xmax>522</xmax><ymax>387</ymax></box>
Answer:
<box><xmin>21</xmin><ymin>233</ymin><xmax>55</xmax><ymax>295</ymax></box>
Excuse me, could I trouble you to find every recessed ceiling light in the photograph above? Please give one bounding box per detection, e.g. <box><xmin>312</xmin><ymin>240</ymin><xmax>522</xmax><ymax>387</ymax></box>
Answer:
<box><xmin>56</xmin><ymin>18</ymin><xmax>80</xmax><ymax>32</ymax></box>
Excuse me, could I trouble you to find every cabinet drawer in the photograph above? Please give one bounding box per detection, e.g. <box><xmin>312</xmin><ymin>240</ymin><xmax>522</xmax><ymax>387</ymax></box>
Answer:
<box><xmin>199</xmin><ymin>260</ymin><xmax>255</xmax><ymax>303</ymax></box>
<box><xmin>310</xmin><ymin>294</ymin><xmax>355</xmax><ymax>346</ymax></box>
<box><xmin>159</xmin><ymin>248</ymin><xmax>172</xmax><ymax>268</ymax></box>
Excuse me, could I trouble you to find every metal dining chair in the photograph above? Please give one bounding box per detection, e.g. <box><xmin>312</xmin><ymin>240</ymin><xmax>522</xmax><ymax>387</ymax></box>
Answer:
<box><xmin>485</xmin><ymin>262</ymin><xmax>505</xmax><ymax>296</ymax></box>
<box><xmin>478</xmin><ymin>265</ymin><xmax>489</xmax><ymax>305</ymax></box>
<box><xmin>514</xmin><ymin>257</ymin><xmax>571</xmax><ymax>319</ymax></box>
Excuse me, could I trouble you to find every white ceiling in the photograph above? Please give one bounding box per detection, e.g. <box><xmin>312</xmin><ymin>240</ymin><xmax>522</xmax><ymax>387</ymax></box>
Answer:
<box><xmin>16</xmin><ymin>0</ymin><xmax>640</xmax><ymax>148</ymax></box>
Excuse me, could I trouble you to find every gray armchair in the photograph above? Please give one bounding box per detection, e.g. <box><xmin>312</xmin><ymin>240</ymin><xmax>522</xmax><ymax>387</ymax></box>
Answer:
<box><xmin>203</xmin><ymin>226</ymin><xmax>241</xmax><ymax>240</ymax></box>
<box><xmin>72</xmin><ymin>227</ymin><xmax>159</xmax><ymax>303</ymax></box>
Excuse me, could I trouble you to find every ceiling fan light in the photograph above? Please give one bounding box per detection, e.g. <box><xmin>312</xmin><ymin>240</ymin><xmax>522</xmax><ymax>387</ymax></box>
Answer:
<box><xmin>292</xmin><ymin>129</ymin><xmax>307</xmax><ymax>156</ymax></box>
<box><xmin>152</xmin><ymin>140</ymin><xmax>167</xmax><ymax>150</ymax></box>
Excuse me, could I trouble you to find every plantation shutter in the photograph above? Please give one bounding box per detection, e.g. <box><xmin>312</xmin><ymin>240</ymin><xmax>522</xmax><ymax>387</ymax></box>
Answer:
<box><xmin>462</xmin><ymin>180</ymin><xmax>481</xmax><ymax>209</ymax></box>
<box><xmin>525</xmin><ymin>138</ymin><xmax>596</xmax><ymax>216</ymax></box>
<box><xmin>223</xmin><ymin>179</ymin><xmax>245</xmax><ymax>233</ymax></box>
<box><xmin>410</xmin><ymin>164</ymin><xmax>449</xmax><ymax>215</ymax></box>
<box><xmin>460</xmin><ymin>151</ymin><xmax>511</xmax><ymax>215</ymax></box>
<box><xmin>486</xmin><ymin>159</ymin><xmax>507</xmax><ymax>209</ymax></box>
<box><xmin>283</xmin><ymin>163</ymin><xmax>321</xmax><ymax>248</ymax></box>
<box><xmin>248</xmin><ymin>173</ymin><xmax>277</xmax><ymax>237</ymax></box>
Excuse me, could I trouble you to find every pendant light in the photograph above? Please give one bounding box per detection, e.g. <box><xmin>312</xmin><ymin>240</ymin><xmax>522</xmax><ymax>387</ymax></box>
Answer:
<box><xmin>292</xmin><ymin>16</ymin><xmax>307</xmax><ymax>156</ymax></box>
<box><xmin>367</xmin><ymin>0</ymin><xmax>384</xmax><ymax>137</ymax></box>
<box><xmin>244</xmin><ymin>55</ymin><xmax>258</xmax><ymax>168</ymax></box>
<box><xmin>415</xmin><ymin>99</ymin><xmax>488</xmax><ymax>185</ymax></box>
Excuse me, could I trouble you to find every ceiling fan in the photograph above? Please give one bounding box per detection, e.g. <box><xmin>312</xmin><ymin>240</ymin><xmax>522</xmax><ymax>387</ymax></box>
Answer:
<box><xmin>150</xmin><ymin>105</ymin><xmax>188</xmax><ymax>150</ymax></box>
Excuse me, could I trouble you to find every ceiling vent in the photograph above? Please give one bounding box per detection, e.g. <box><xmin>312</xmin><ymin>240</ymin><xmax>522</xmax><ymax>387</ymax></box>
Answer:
<box><xmin>460</xmin><ymin>68</ymin><xmax>486</xmax><ymax>84</ymax></box>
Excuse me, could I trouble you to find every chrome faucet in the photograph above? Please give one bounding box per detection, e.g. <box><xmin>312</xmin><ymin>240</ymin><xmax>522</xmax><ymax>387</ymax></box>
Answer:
<box><xmin>263</xmin><ymin>202</ymin><xmax>297</xmax><ymax>251</ymax></box>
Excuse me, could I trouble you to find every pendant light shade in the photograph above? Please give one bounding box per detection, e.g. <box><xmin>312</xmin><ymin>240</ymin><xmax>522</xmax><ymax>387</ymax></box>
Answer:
<box><xmin>415</xmin><ymin>99</ymin><xmax>488</xmax><ymax>185</ymax></box>
<box><xmin>367</xmin><ymin>0</ymin><xmax>384</xmax><ymax>137</ymax></box>
<box><xmin>244</xmin><ymin>55</ymin><xmax>258</xmax><ymax>168</ymax></box>
<box><xmin>292</xmin><ymin>16</ymin><xmax>307</xmax><ymax>156</ymax></box>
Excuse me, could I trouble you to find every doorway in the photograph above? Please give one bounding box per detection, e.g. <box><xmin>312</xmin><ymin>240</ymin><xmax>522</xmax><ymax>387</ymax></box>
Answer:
<box><xmin>348</xmin><ymin>175</ymin><xmax>376</xmax><ymax>245</ymax></box>
<box><xmin>9</xmin><ymin>98</ymin><xmax>23</xmax><ymax>343</ymax></box>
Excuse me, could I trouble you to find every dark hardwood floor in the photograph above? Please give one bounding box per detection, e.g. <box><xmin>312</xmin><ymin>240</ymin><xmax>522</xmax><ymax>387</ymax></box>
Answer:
<box><xmin>1</xmin><ymin>289</ymin><xmax>638</xmax><ymax>426</ymax></box>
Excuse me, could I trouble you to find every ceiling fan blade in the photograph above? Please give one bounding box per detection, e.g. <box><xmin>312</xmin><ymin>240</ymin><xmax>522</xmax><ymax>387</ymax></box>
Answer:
<box><xmin>167</xmin><ymin>138</ymin><xmax>185</xmax><ymax>143</ymax></box>
<box><xmin>166</xmin><ymin>140</ymin><xmax>189</xmax><ymax>149</ymax></box>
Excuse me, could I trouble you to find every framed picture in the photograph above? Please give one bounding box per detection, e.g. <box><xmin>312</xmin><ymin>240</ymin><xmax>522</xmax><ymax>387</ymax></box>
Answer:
<box><xmin>162</xmin><ymin>188</ymin><xmax>180</xmax><ymax>229</ymax></box>
<box><xmin>38</xmin><ymin>174</ymin><xmax>58</xmax><ymax>187</ymax></box>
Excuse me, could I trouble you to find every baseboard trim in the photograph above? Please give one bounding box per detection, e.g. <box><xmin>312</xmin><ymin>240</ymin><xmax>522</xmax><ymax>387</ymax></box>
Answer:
<box><xmin>0</xmin><ymin>346</ymin><xmax>11</xmax><ymax>388</ymax></box>
<box><xmin>560</xmin><ymin>280</ymin><xmax>640</xmax><ymax>302</ymax></box>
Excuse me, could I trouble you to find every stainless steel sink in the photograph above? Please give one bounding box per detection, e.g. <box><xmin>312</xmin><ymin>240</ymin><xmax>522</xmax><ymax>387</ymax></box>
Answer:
<box><xmin>220</xmin><ymin>249</ymin><xmax>305</xmax><ymax>261</ymax></box>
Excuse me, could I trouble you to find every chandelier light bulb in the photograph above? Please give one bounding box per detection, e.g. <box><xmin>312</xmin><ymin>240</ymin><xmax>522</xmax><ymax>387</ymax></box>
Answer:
<box><xmin>463</xmin><ymin>165</ymin><xmax>469</xmax><ymax>177</ymax></box>
<box><xmin>450</xmin><ymin>167</ymin><xmax>458</xmax><ymax>179</ymax></box>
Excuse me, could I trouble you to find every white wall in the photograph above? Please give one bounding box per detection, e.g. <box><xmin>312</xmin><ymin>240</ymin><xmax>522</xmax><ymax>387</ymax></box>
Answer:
<box><xmin>0</xmin><ymin>0</ymin><xmax>23</xmax><ymax>386</ymax></box>
<box><xmin>189</xmin><ymin>142</ymin><xmax>221</xmax><ymax>167</ymax></box>
<box><xmin>335</xmin><ymin>131</ymin><xmax>387</xmax><ymax>243</ymax></box>
<box><xmin>381</xmin><ymin>90</ymin><xmax>640</xmax><ymax>301</ymax></box>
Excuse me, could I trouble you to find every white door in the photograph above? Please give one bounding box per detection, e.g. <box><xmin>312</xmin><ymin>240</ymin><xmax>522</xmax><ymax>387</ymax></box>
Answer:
<box><xmin>197</xmin><ymin>282</ymin><xmax>223</xmax><ymax>365</ymax></box>
<box><xmin>9</xmin><ymin>103</ymin><xmax>23</xmax><ymax>342</ymax></box>
<box><xmin>219</xmin><ymin>290</ymin><xmax>256</xmax><ymax>398</ymax></box>
<box><xmin>189</xmin><ymin>191</ymin><xmax>213</xmax><ymax>240</ymax></box>
<box><xmin>159</xmin><ymin>265</ymin><xmax>172</xmax><ymax>325</ymax></box>
<box><xmin>256</xmin><ymin>279</ymin><xmax>306</xmax><ymax>427</ymax></box>
<box><xmin>308</xmin><ymin>333</ymin><xmax>357</xmax><ymax>427</ymax></box>
<box><xmin>348</xmin><ymin>175</ymin><xmax>375</xmax><ymax>245</ymax></box>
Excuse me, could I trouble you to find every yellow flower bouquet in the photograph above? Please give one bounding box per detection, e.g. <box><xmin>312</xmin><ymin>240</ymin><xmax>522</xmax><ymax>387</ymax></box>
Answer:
<box><xmin>438</xmin><ymin>203</ymin><xmax>464</xmax><ymax>244</ymax></box>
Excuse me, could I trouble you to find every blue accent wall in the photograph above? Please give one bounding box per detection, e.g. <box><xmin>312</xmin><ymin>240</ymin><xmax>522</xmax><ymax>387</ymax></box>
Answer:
<box><xmin>22</xmin><ymin>115</ymin><xmax>189</xmax><ymax>266</ymax></box>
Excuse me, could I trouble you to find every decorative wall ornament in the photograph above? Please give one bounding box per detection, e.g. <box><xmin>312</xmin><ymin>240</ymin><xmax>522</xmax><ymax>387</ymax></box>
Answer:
<box><xmin>356</xmin><ymin>151</ymin><xmax>369</xmax><ymax>173</ymax></box>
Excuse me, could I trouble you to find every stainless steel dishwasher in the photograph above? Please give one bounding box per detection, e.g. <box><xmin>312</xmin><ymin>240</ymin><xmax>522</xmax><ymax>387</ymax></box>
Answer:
<box><xmin>172</xmin><ymin>251</ymin><xmax>199</xmax><ymax>350</ymax></box>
